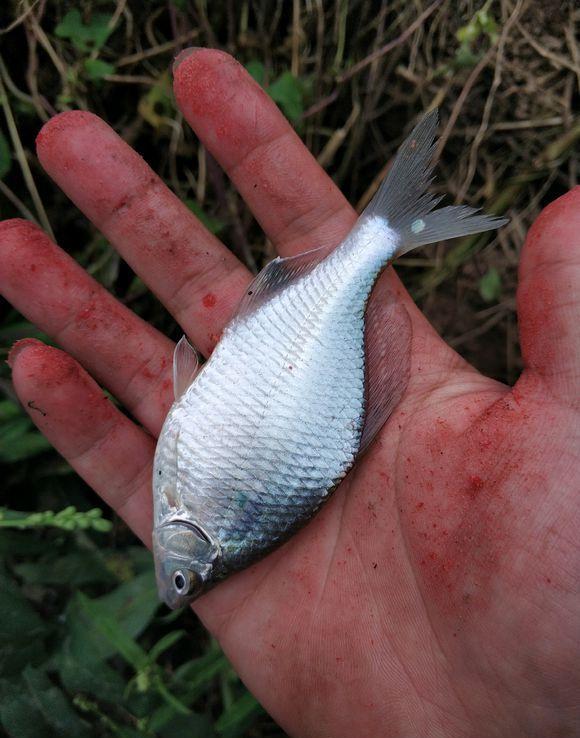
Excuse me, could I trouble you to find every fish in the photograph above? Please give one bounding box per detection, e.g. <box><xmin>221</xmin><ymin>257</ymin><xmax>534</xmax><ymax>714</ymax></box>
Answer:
<box><xmin>152</xmin><ymin>109</ymin><xmax>508</xmax><ymax>608</ymax></box>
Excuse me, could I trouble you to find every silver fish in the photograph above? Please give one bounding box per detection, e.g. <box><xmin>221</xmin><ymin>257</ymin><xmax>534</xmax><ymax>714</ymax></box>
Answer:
<box><xmin>152</xmin><ymin>110</ymin><xmax>507</xmax><ymax>608</ymax></box>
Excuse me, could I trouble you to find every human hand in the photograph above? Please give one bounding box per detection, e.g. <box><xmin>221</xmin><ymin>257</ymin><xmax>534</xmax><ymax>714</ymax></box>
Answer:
<box><xmin>1</xmin><ymin>49</ymin><xmax>578</xmax><ymax>738</ymax></box>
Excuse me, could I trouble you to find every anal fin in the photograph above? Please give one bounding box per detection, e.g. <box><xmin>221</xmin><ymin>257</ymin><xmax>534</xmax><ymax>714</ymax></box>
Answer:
<box><xmin>359</xmin><ymin>280</ymin><xmax>412</xmax><ymax>454</ymax></box>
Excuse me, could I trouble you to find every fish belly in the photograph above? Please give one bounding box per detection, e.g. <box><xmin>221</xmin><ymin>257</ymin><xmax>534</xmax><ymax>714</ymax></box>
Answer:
<box><xmin>174</xmin><ymin>268</ymin><xmax>369</xmax><ymax>572</ymax></box>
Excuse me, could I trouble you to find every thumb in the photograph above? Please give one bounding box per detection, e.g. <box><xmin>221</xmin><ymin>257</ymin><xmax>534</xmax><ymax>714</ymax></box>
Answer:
<box><xmin>517</xmin><ymin>187</ymin><xmax>580</xmax><ymax>406</ymax></box>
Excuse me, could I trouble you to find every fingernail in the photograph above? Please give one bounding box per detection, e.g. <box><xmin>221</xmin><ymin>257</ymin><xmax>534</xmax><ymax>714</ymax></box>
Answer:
<box><xmin>7</xmin><ymin>338</ymin><xmax>43</xmax><ymax>369</ymax></box>
<box><xmin>173</xmin><ymin>47</ymin><xmax>203</xmax><ymax>75</ymax></box>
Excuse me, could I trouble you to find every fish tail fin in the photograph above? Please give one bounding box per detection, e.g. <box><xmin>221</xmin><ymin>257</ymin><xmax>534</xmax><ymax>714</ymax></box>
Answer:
<box><xmin>362</xmin><ymin>109</ymin><xmax>508</xmax><ymax>257</ymax></box>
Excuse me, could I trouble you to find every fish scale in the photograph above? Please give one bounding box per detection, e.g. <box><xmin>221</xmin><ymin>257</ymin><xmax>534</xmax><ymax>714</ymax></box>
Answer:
<box><xmin>175</xmin><ymin>255</ymin><xmax>369</xmax><ymax>548</ymax></box>
<box><xmin>152</xmin><ymin>110</ymin><xmax>508</xmax><ymax>607</ymax></box>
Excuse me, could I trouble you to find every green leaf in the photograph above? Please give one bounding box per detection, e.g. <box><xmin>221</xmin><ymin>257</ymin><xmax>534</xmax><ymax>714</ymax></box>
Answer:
<box><xmin>244</xmin><ymin>60</ymin><xmax>265</xmax><ymax>86</ymax></box>
<box><xmin>268</xmin><ymin>72</ymin><xmax>304</xmax><ymax>122</ymax></box>
<box><xmin>55</xmin><ymin>9</ymin><xmax>114</xmax><ymax>53</ymax></box>
<box><xmin>83</xmin><ymin>235</ymin><xmax>120</xmax><ymax>288</ymax></box>
<box><xmin>476</xmin><ymin>9</ymin><xmax>498</xmax><ymax>39</ymax></box>
<box><xmin>72</xmin><ymin>694</ymin><xmax>147</xmax><ymax>738</ymax></box>
<box><xmin>0</xmin><ymin>416</ymin><xmax>51</xmax><ymax>463</ymax></box>
<box><xmin>70</xmin><ymin>594</ymin><xmax>189</xmax><ymax>722</ymax></box>
<box><xmin>0</xmin><ymin>678</ymin><xmax>52</xmax><ymax>738</ymax></box>
<box><xmin>0</xmin><ymin>400</ymin><xmax>19</xmax><ymax>422</ymax></box>
<box><xmin>0</xmin><ymin>530</ymin><xmax>48</xmax><ymax>556</ymax></box>
<box><xmin>215</xmin><ymin>691</ymin><xmax>263</xmax><ymax>737</ymax></box>
<box><xmin>147</xmin><ymin>630</ymin><xmax>186</xmax><ymax>663</ymax></box>
<box><xmin>54</xmin><ymin>8</ymin><xmax>83</xmax><ymax>42</ymax></box>
<box><xmin>119</xmin><ymin>545</ymin><xmax>154</xmax><ymax>575</ymax></box>
<box><xmin>151</xmin><ymin>675</ymin><xmax>191</xmax><ymax>715</ymax></box>
<box><xmin>454</xmin><ymin>8</ymin><xmax>498</xmax><ymax>68</ymax></box>
<box><xmin>97</xmin><ymin>570</ymin><xmax>159</xmax><ymax>635</ymax></box>
<box><xmin>185</xmin><ymin>200</ymin><xmax>225</xmax><ymax>235</ymax></box>
<box><xmin>57</xmin><ymin>639</ymin><xmax>127</xmax><ymax>704</ymax></box>
<box><xmin>149</xmin><ymin>647</ymin><xmax>229</xmax><ymax>732</ymax></box>
<box><xmin>0</xmin><ymin>129</ymin><xmax>11</xmax><ymax>179</ymax></box>
<box><xmin>456</xmin><ymin>19</ymin><xmax>480</xmax><ymax>44</ymax></box>
<box><xmin>83</xmin><ymin>58</ymin><xmax>115</xmax><ymax>81</ymax></box>
<box><xmin>172</xmin><ymin>645</ymin><xmax>229</xmax><ymax>696</ymax></box>
<box><xmin>0</xmin><ymin>319</ymin><xmax>50</xmax><ymax>344</ymax></box>
<box><xmin>158</xmin><ymin>712</ymin><xmax>216</xmax><ymax>738</ymax></box>
<box><xmin>454</xmin><ymin>42</ymin><xmax>480</xmax><ymax>69</ymax></box>
<box><xmin>0</xmin><ymin>638</ymin><xmax>47</xmax><ymax>679</ymax></box>
<box><xmin>479</xmin><ymin>267</ymin><xmax>501</xmax><ymax>302</ymax></box>
<box><xmin>66</xmin><ymin>571</ymin><xmax>159</xmax><ymax>664</ymax></box>
<box><xmin>75</xmin><ymin>591</ymin><xmax>149</xmax><ymax>670</ymax></box>
<box><xmin>14</xmin><ymin>549</ymin><xmax>116</xmax><ymax>587</ymax></box>
<box><xmin>138</xmin><ymin>73</ymin><xmax>174</xmax><ymax>129</ymax></box>
<box><xmin>0</xmin><ymin>570</ymin><xmax>45</xmax><ymax>646</ymax></box>
<box><xmin>23</xmin><ymin>666</ymin><xmax>92</xmax><ymax>738</ymax></box>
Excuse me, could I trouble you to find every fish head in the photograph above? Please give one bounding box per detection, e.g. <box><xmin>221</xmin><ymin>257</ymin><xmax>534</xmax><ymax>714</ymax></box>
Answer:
<box><xmin>153</xmin><ymin>520</ymin><xmax>218</xmax><ymax>609</ymax></box>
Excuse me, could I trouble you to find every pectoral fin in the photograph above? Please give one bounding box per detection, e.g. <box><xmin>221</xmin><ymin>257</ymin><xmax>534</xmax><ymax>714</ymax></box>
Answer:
<box><xmin>173</xmin><ymin>335</ymin><xmax>200</xmax><ymax>400</ymax></box>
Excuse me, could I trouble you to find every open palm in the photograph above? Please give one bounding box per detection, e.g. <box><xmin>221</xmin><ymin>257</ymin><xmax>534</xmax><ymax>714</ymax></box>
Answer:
<box><xmin>2</xmin><ymin>50</ymin><xmax>578</xmax><ymax>737</ymax></box>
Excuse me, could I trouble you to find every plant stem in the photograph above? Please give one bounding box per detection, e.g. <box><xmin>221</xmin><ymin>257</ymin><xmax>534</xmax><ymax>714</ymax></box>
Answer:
<box><xmin>0</xmin><ymin>72</ymin><xmax>53</xmax><ymax>237</ymax></box>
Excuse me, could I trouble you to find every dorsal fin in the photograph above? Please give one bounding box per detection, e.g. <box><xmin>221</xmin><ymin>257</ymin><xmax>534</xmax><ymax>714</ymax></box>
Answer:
<box><xmin>173</xmin><ymin>335</ymin><xmax>200</xmax><ymax>400</ymax></box>
<box><xmin>235</xmin><ymin>244</ymin><xmax>331</xmax><ymax>319</ymax></box>
<box><xmin>359</xmin><ymin>281</ymin><xmax>412</xmax><ymax>454</ymax></box>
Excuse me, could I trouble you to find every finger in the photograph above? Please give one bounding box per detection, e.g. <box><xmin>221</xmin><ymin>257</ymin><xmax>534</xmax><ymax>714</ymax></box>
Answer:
<box><xmin>0</xmin><ymin>219</ymin><xmax>172</xmax><ymax>435</ymax></box>
<box><xmin>9</xmin><ymin>340</ymin><xmax>154</xmax><ymax>544</ymax></box>
<box><xmin>517</xmin><ymin>187</ymin><xmax>580</xmax><ymax>406</ymax></box>
<box><xmin>173</xmin><ymin>48</ymin><xmax>356</xmax><ymax>255</ymax></box>
<box><xmin>35</xmin><ymin>110</ymin><xmax>250</xmax><ymax>357</ymax></box>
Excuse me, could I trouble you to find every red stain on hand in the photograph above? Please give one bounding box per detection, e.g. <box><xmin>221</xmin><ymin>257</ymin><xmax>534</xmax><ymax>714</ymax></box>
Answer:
<box><xmin>402</xmin><ymin>387</ymin><xmax>552</xmax><ymax>620</ymax></box>
<box><xmin>516</xmin><ymin>187</ymin><xmax>580</xmax><ymax>409</ymax></box>
<box><xmin>202</xmin><ymin>292</ymin><xmax>217</xmax><ymax>309</ymax></box>
<box><xmin>7</xmin><ymin>338</ymin><xmax>44</xmax><ymax>368</ymax></box>
<box><xmin>10</xmin><ymin>342</ymin><xmax>118</xmax><ymax>446</ymax></box>
<box><xmin>518</xmin><ymin>274</ymin><xmax>557</xmax><ymax>371</ymax></box>
<box><xmin>173</xmin><ymin>49</ymin><xmax>262</xmax><ymax>124</ymax></box>
<box><xmin>467</xmin><ymin>475</ymin><xmax>484</xmax><ymax>497</ymax></box>
<box><xmin>35</xmin><ymin>109</ymin><xmax>96</xmax><ymax>152</ymax></box>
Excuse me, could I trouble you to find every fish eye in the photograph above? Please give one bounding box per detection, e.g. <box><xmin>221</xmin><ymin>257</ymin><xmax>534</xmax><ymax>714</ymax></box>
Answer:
<box><xmin>172</xmin><ymin>568</ymin><xmax>198</xmax><ymax>597</ymax></box>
